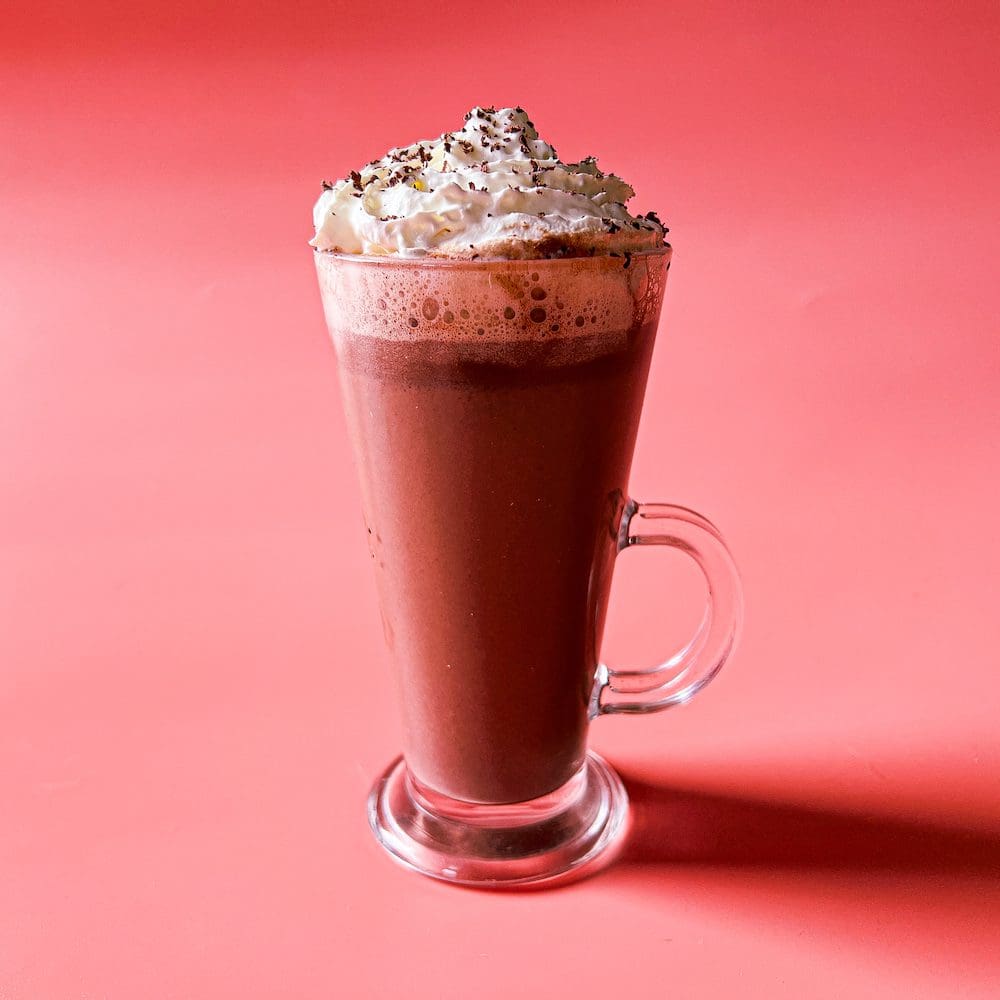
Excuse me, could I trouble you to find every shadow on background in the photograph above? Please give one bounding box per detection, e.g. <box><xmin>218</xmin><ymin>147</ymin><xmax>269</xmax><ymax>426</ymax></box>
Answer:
<box><xmin>599</xmin><ymin>768</ymin><xmax>1000</xmax><ymax>986</ymax></box>
<box><xmin>615</xmin><ymin>769</ymin><xmax>1000</xmax><ymax>875</ymax></box>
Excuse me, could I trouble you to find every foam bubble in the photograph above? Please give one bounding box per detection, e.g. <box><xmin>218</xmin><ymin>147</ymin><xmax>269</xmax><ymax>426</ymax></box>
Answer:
<box><xmin>315</xmin><ymin>252</ymin><xmax>669</xmax><ymax>365</ymax></box>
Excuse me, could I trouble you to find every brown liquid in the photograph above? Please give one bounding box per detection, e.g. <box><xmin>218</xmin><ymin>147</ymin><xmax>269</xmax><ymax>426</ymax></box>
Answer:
<box><xmin>335</xmin><ymin>309</ymin><xmax>659</xmax><ymax>803</ymax></box>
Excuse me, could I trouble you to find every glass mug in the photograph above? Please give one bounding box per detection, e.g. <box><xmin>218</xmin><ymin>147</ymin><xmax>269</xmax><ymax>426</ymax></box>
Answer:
<box><xmin>314</xmin><ymin>247</ymin><xmax>742</xmax><ymax>887</ymax></box>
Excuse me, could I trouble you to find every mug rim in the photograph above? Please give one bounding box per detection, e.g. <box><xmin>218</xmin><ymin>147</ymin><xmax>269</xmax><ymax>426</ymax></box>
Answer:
<box><xmin>311</xmin><ymin>245</ymin><xmax>672</xmax><ymax>269</ymax></box>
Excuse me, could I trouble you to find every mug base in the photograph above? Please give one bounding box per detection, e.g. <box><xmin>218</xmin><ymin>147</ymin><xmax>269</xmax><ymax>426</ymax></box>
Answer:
<box><xmin>367</xmin><ymin>751</ymin><xmax>629</xmax><ymax>888</ymax></box>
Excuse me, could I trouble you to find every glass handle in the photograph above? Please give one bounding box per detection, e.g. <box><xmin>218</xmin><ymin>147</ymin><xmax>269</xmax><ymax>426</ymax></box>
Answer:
<box><xmin>593</xmin><ymin>500</ymin><xmax>744</xmax><ymax>716</ymax></box>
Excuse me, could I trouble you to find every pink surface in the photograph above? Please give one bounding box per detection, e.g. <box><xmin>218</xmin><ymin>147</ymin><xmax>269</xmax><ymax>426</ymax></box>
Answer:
<box><xmin>3</xmin><ymin>1</ymin><xmax>999</xmax><ymax>996</ymax></box>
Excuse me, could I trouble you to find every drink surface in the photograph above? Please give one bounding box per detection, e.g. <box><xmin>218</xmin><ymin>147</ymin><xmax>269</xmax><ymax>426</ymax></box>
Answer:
<box><xmin>319</xmin><ymin>255</ymin><xmax>667</xmax><ymax>802</ymax></box>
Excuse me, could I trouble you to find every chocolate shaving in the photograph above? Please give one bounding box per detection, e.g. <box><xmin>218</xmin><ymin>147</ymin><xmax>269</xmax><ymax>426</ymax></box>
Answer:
<box><xmin>321</xmin><ymin>180</ymin><xmax>335</xmax><ymax>191</ymax></box>
<box><xmin>349</xmin><ymin>170</ymin><xmax>363</xmax><ymax>191</ymax></box>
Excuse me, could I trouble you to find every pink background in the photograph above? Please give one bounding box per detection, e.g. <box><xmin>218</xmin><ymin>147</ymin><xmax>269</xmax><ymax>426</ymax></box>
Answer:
<box><xmin>3</xmin><ymin>1</ymin><xmax>999</xmax><ymax>996</ymax></box>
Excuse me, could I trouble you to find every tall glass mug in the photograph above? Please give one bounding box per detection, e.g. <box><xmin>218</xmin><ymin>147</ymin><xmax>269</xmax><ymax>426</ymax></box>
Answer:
<box><xmin>314</xmin><ymin>247</ymin><xmax>743</xmax><ymax>887</ymax></box>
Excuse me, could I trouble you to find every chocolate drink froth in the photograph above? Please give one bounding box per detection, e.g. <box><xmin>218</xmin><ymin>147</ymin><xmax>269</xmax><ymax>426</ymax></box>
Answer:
<box><xmin>316</xmin><ymin>252</ymin><xmax>669</xmax><ymax>803</ymax></box>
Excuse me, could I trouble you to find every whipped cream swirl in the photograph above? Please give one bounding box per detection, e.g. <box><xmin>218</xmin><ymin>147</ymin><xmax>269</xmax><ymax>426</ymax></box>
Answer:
<box><xmin>310</xmin><ymin>107</ymin><xmax>668</xmax><ymax>259</ymax></box>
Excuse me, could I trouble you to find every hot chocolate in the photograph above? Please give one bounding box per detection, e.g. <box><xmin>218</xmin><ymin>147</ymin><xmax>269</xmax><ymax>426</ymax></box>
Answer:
<box><xmin>316</xmin><ymin>252</ymin><xmax>668</xmax><ymax>802</ymax></box>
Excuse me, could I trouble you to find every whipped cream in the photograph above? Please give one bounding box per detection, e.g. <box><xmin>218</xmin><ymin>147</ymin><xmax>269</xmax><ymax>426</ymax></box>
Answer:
<box><xmin>310</xmin><ymin>107</ymin><xmax>668</xmax><ymax>259</ymax></box>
